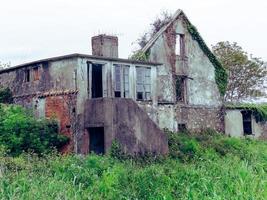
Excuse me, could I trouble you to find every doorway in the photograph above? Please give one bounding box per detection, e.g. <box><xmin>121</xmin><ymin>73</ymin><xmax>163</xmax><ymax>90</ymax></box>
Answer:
<box><xmin>88</xmin><ymin>127</ymin><xmax>105</xmax><ymax>154</ymax></box>
<box><xmin>241</xmin><ymin>110</ymin><xmax>252</xmax><ymax>135</ymax></box>
<box><xmin>92</xmin><ymin>64</ymin><xmax>103</xmax><ymax>98</ymax></box>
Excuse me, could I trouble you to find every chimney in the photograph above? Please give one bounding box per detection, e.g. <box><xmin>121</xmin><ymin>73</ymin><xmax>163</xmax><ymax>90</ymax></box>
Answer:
<box><xmin>91</xmin><ymin>34</ymin><xmax>118</xmax><ymax>58</ymax></box>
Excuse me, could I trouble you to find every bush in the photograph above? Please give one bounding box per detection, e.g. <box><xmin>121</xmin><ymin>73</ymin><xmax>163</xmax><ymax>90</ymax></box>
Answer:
<box><xmin>0</xmin><ymin>104</ymin><xmax>69</xmax><ymax>156</ymax></box>
<box><xmin>0</xmin><ymin>87</ymin><xmax>13</xmax><ymax>104</ymax></box>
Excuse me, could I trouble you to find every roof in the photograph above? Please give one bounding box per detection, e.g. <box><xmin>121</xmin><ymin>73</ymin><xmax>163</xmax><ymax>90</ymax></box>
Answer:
<box><xmin>0</xmin><ymin>53</ymin><xmax>162</xmax><ymax>74</ymax></box>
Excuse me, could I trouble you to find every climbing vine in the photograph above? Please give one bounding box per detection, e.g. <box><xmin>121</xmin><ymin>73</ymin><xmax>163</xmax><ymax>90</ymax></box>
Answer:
<box><xmin>130</xmin><ymin>50</ymin><xmax>150</xmax><ymax>62</ymax></box>
<box><xmin>187</xmin><ymin>24</ymin><xmax>228</xmax><ymax>96</ymax></box>
<box><xmin>226</xmin><ymin>103</ymin><xmax>267</xmax><ymax>122</ymax></box>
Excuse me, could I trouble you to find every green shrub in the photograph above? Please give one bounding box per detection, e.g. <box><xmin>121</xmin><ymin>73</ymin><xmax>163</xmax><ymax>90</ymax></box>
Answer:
<box><xmin>0</xmin><ymin>87</ymin><xmax>13</xmax><ymax>104</ymax></box>
<box><xmin>0</xmin><ymin>130</ymin><xmax>266</xmax><ymax>199</ymax></box>
<box><xmin>0</xmin><ymin>104</ymin><xmax>69</xmax><ymax>156</ymax></box>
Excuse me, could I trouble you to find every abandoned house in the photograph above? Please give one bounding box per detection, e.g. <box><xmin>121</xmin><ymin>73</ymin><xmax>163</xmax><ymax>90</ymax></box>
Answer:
<box><xmin>0</xmin><ymin>9</ymin><xmax>230</xmax><ymax>155</ymax></box>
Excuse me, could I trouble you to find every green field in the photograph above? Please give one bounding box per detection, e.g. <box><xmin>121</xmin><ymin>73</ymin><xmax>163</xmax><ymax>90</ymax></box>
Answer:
<box><xmin>1</xmin><ymin>131</ymin><xmax>267</xmax><ymax>200</ymax></box>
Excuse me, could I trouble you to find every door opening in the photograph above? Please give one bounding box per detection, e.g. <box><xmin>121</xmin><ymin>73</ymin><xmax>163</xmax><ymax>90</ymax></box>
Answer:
<box><xmin>241</xmin><ymin>110</ymin><xmax>252</xmax><ymax>135</ymax></box>
<box><xmin>88</xmin><ymin>127</ymin><xmax>105</xmax><ymax>154</ymax></box>
<box><xmin>92</xmin><ymin>64</ymin><xmax>103</xmax><ymax>98</ymax></box>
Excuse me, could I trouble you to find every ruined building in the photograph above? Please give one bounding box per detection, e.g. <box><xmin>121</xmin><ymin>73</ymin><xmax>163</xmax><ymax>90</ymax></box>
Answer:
<box><xmin>0</xmin><ymin>10</ymin><xmax>227</xmax><ymax>154</ymax></box>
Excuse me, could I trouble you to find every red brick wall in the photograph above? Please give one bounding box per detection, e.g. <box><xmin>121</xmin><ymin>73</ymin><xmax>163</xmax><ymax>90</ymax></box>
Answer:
<box><xmin>45</xmin><ymin>95</ymin><xmax>73</xmax><ymax>153</ymax></box>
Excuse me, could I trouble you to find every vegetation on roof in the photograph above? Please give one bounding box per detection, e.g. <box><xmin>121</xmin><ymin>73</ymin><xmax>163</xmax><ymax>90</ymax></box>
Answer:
<box><xmin>226</xmin><ymin>103</ymin><xmax>267</xmax><ymax>122</ymax></box>
<box><xmin>187</xmin><ymin>24</ymin><xmax>228</xmax><ymax>96</ymax></box>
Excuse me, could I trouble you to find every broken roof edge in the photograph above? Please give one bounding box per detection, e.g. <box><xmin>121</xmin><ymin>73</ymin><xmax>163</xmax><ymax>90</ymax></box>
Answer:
<box><xmin>0</xmin><ymin>53</ymin><xmax>162</xmax><ymax>74</ymax></box>
<box><xmin>141</xmin><ymin>9</ymin><xmax>183</xmax><ymax>52</ymax></box>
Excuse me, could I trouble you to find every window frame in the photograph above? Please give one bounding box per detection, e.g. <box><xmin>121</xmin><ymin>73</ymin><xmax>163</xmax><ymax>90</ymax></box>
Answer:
<box><xmin>136</xmin><ymin>66</ymin><xmax>151</xmax><ymax>101</ymax></box>
<box><xmin>113</xmin><ymin>64</ymin><xmax>130</xmax><ymax>98</ymax></box>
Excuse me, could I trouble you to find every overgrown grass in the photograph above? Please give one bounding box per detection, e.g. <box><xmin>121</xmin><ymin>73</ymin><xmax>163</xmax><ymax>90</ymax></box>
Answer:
<box><xmin>0</xmin><ymin>131</ymin><xmax>266</xmax><ymax>200</ymax></box>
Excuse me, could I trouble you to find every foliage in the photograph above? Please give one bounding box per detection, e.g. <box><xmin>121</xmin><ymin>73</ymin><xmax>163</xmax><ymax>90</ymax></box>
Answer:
<box><xmin>0</xmin><ymin>104</ymin><xmax>69</xmax><ymax>156</ymax></box>
<box><xmin>130</xmin><ymin>50</ymin><xmax>150</xmax><ymax>61</ymax></box>
<box><xmin>226</xmin><ymin>103</ymin><xmax>267</xmax><ymax>122</ymax></box>
<box><xmin>187</xmin><ymin>25</ymin><xmax>228</xmax><ymax>96</ymax></box>
<box><xmin>135</xmin><ymin>10</ymin><xmax>172</xmax><ymax>50</ymax></box>
<box><xmin>0</xmin><ymin>131</ymin><xmax>266</xmax><ymax>199</ymax></box>
<box><xmin>0</xmin><ymin>62</ymin><xmax>10</xmax><ymax>70</ymax></box>
<box><xmin>212</xmin><ymin>41</ymin><xmax>267</xmax><ymax>101</ymax></box>
<box><xmin>0</xmin><ymin>87</ymin><xmax>13</xmax><ymax>104</ymax></box>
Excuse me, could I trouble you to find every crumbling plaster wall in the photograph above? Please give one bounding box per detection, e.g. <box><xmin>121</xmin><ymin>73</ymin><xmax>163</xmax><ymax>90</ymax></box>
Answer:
<box><xmin>147</xmin><ymin>16</ymin><xmax>222</xmax><ymax>132</ymax></box>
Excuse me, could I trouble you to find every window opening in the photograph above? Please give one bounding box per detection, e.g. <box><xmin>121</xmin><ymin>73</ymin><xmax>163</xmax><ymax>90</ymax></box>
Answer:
<box><xmin>92</xmin><ymin>64</ymin><xmax>103</xmax><ymax>98</ymax></box>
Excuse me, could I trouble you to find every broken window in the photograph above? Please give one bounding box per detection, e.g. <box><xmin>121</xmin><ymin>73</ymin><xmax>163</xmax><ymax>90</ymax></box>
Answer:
<box><xmin>176</xmin><ymin>75</ymin><xmax>186</xmax><ymax>102</ymax></box>
<box><xmin>114</xmin><ymin>64</ymin><xmax>130</xmax><ymax>98</ymax></box>
<box><xmin>241</xmin><ymin>110</ymin><xmax>252</xmax><ymax>135</ymax></box>
<box><xmin>25</xmin><ymin>69</ymin><xmax>30</xmax><ymax>82</ymax></box>
<box><xmin>175</xmin><ymin>34</ymin><xmax>185</xmax><ymax>57</ymax></box>
<box><xmin>33</xmin><ymin>67</ymin><xmax>39</xmax><ymax>81</ymax></box>
<box><xmin>136</xmin><ymin>67</ymin><xmax>151</xmax><ymax>100</ymax></box>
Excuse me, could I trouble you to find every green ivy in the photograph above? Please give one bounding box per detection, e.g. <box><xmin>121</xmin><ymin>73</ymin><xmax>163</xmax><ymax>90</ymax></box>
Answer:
<box><xmin>226</xmin><ymin>103</ymin><xmax>267</xmax><ymax>122</ymax></box>
<box><xmin>187</xmin><ymin>24</ymin><xmax>228</xmax><ymax>96</ymax></box>
<box><xmin>130</xmin><ymin>50</ymin><xmax>150</xmax><ymax>62</ymax></box>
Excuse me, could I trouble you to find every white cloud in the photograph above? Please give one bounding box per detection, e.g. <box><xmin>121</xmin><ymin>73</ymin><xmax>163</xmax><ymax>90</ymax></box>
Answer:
<box><xmin>0</xmin><ymin>0</ymin><xmax>266</xmax><ymax>65</ymax></box>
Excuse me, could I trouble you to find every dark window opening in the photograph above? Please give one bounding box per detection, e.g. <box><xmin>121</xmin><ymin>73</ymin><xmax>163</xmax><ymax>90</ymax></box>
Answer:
<box><xmin>25</xmin><ymin>69</ymin><xmax>30</xmax><ymax>82</ymax></box>
<box><xmin>176</xmin><ymin>76</ymin><xmax>185</xmax><ymax>102</ymax></box>
<box><xmin>137</xmin><ymin>92</ymin><xmax>143</xmax><ymax>100</ymax></box>
<box><xmin>88</xmin><ymin>127</ymin><xmax>105</xmax><ymax>154</ymax></box>
<box><xmin>92</xmin><ymin>64</ymin><xmax>103</xmax><ymax>98</ymax></box>
<box><xmin>178</xmin><ymin>123</ymin><xmax>187</xmax><ymax>132</ymax></box>
<box><xmin>241</xmin><ymin>110</ymin><xmax>252</xmax><ymax>135</ymax></box>
<box><xmin>114</xmin><ymin>91</ymin><xmax>121</xmax><ymax>97</ymax></box>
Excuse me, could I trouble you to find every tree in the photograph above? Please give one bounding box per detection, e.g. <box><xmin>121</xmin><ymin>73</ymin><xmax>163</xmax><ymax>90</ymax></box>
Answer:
<box><xmin>131</xmin><ymin>11</ymin><xmax>172</xmax><ymax>60</ymax></box>
<box><xmin>212</xmin><ymin>41</ymin><xmax>267</xmax><ymax>102</ymax></box>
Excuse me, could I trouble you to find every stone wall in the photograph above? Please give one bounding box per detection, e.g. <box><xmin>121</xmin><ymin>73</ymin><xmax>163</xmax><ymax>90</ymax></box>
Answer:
<box><xmin>179</xmin><ymin>106</ymin><xmax>224</xmax><ymax>132</ymax></box>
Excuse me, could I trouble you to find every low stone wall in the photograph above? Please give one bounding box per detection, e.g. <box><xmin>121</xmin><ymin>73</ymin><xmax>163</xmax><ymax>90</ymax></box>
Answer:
<box><xmin>178</xmin><ymin>105</ymin><xmax>224</xmax><ymax>132</ymax></box>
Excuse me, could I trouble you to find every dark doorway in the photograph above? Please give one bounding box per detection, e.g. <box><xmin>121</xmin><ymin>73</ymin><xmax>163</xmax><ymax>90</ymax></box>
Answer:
<box><xmin>88</xmin><ymin>127</ymin><xmax>105</xmax><ymax>154</ymax></box>
<box><xmin>92</xmin><ymin>64</ymin><xmax>103</xmax><ymax>98</ymax></box>
<box><xmin>241</xmin><ymin>110</ymin><xmax>252</xmax><ymax>135</ymax></box>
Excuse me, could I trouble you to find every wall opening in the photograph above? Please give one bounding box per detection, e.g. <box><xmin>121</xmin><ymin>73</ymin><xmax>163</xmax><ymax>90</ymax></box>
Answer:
<box><xmin>91</xmin><ymin>64</ymin><xmax>103</xmax><ymax>98</ymax></box>
<box><xmin>175</xmin><ymin>34</ymin><xmax>185</xmax><ymax>57</ymax></box>
<box><xmin>88</xmin><ymin>127</ymin><xmax>105</xmax><ymax>154</ymax></box>
<box><xmin>25</xmin><ymin>69</ymin><xmax>30</xmax><ymax>82</ymax></box>
<box><xmin>178</xmin><ymin>123</ymin><xmax>187</xmax><ymax>132</ymax></box>
<box><xmin>175</xmin><ymin>75</ymin><xmax>186</xmax><ymax>103</ymax></box>
<box><xmin>241</xmin><ymin>110</ymin><xmax>252</xmax><ymax>135</ymax></box>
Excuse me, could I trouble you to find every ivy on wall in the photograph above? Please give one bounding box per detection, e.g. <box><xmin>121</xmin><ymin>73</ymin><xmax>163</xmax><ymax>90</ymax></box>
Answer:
<box><xmin>187</xmin><ymin>24</ymin><xmax>228</xmax><ymax>96</ymax></box>
<box><xmin>226</xmin><ymin>103</ymin><xmax>267</xmax><ymax>122</ymax></box>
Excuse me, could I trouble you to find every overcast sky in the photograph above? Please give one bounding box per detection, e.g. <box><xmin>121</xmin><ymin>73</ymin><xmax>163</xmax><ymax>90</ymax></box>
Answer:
<box><xmin>1</xmin><ymin>0</ymin><xmax>267</xmax><ymax>66</ymax></box>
